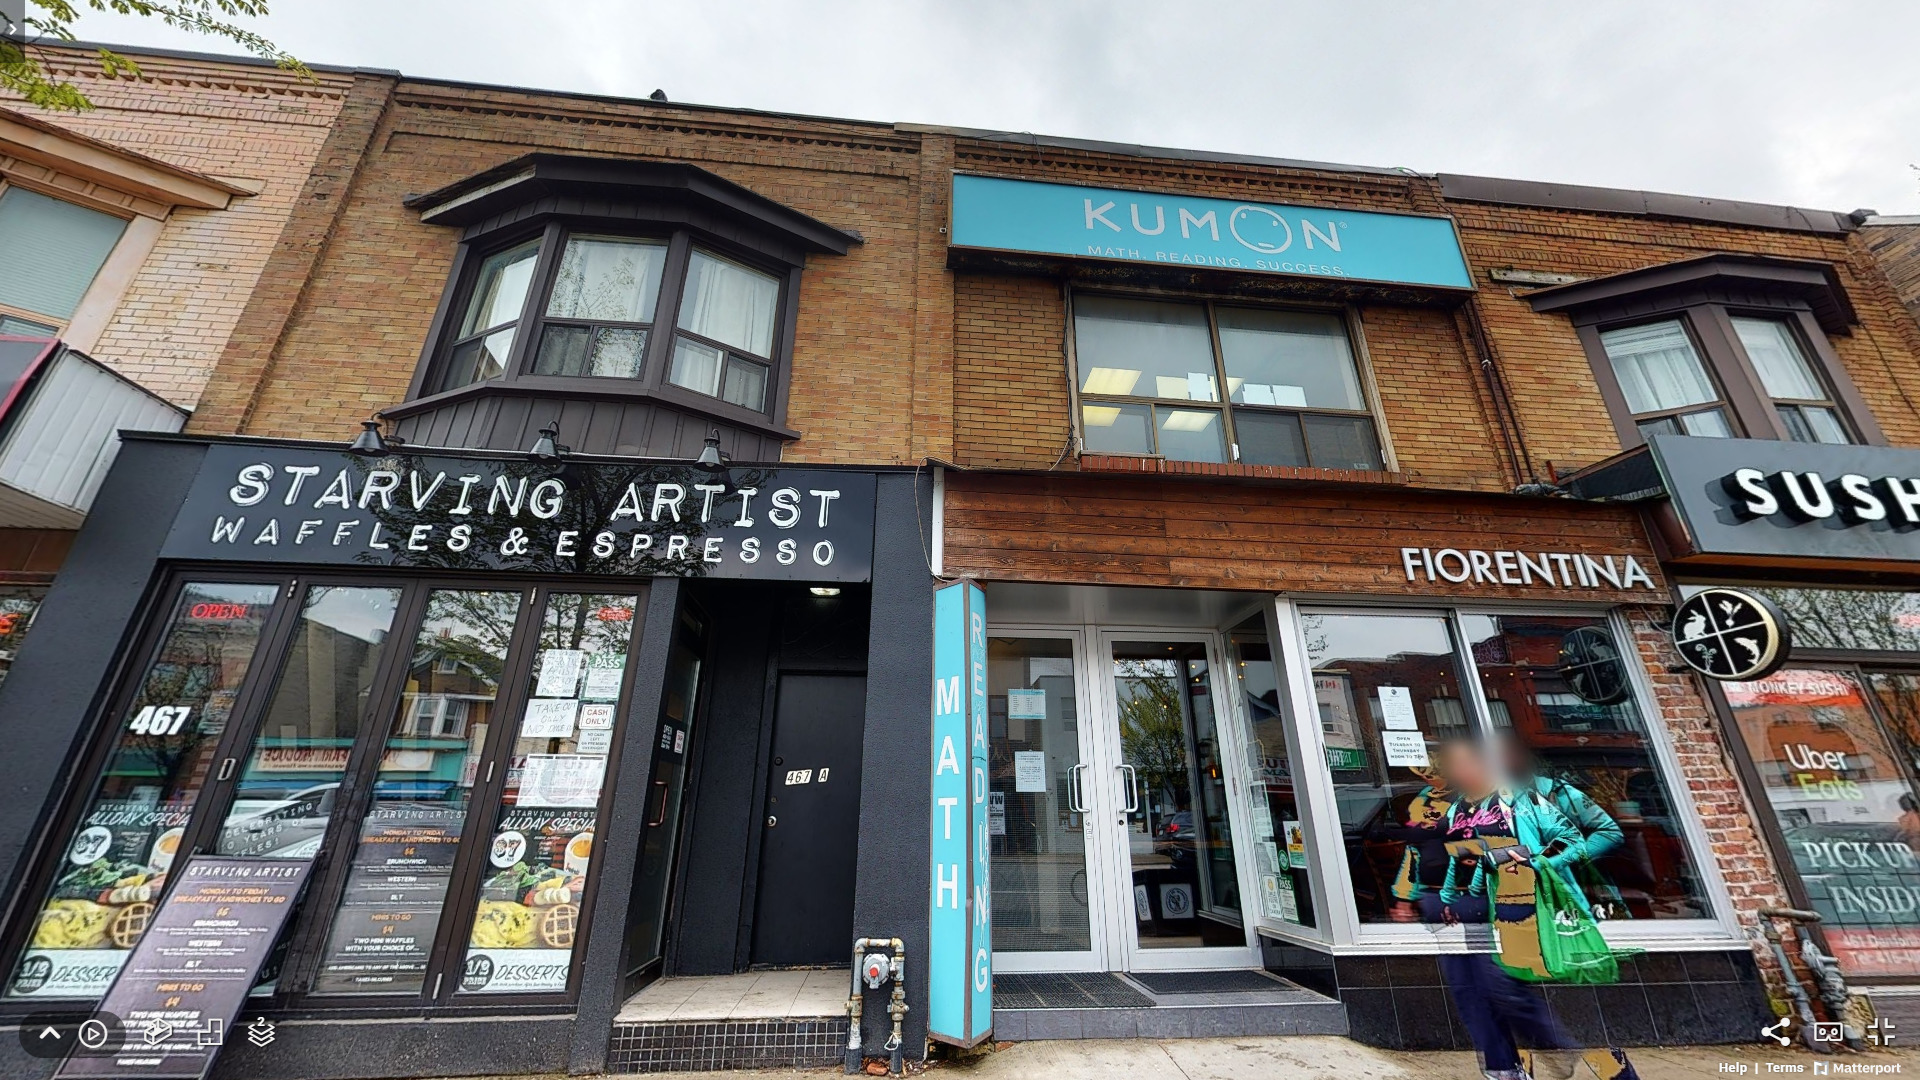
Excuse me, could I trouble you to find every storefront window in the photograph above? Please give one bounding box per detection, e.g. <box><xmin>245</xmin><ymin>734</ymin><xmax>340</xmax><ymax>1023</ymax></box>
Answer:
<box><xmin>1229</xmin><ymin>617</ymin><xmax>1314</xmax><ymax>930</ymax></box>
<box><xmin>988</xmin><ymin>636</ymin><xmax>1092</xmax><ymax>953</ymax></box>
<box><xmin>1463</xmin><ymin>614</ymin><xmax>1708</xmax><ymax>919</ymax></box>
<box><xmin>7</xmin><ymin>581</ymin><xmax>280</xmax><ymax>1000</ymax></box>
<box><xmin>0</xmin><ymin>584</ymin><xmax>46</xmax><ymax>687</ymax></box>
<box><xmin>1725</xmin><ymin>669</ymin><xmax>1920</xmax><ymax>977</ymax></box>
<box><xmin>313</xmin><ymin>589</ymin><xmax>523</xmax><ymax>995</ymax></box>
<box><xmin>1747</xmin><ymin>587</ymin><xmax>1920</xmax><ymax>653</ymax></box>
<box><xmin>459</xmin><ymin>592</ymin><xmax>637</xmax><ymax>995</ymax></box>
<box><xmin>1303</xmin><ymin>611</ymin><xmax>1465</xmax><ymax>925</ymax></box>
<box><xmin>215</xmin><ymin>586</ymin><xmax>404</xmax><ymax>858</ymax></box>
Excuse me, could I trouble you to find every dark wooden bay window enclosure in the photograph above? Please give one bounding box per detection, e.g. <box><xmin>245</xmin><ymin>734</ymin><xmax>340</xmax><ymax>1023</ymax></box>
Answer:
<box><xmin>1526</xmin><ymin>253</ymin><xmax>1884</xmax><ymax>450</ymax></box>
<box><xmin>392</xmin><ymin>155</ymin><xmax>859</xmax><ymax>460</ymax></box>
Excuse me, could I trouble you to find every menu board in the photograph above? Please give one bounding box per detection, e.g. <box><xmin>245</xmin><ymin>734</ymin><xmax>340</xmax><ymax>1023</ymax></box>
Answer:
<box><xmin>461</xmin><ymin>809</ymin><xmax>595</xmax><ymax>994</ymax></box>
<box><xmin>312</xmin><ymin>804</ymin><xmax>464</xmax><ymax>994</ymax></box>
<box><xmin>9</xmin><ymin>800</ymin><xmax>190</xmax><ymax>999</ymax></box>
<box><xmin>56</xmin><ymin>857</ymin><xmax>312</xmax><ymax>1080</ymax></box>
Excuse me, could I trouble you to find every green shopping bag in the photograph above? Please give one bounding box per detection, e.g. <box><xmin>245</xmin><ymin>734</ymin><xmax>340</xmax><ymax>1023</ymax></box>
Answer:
<box><xmin>1496</xmin><ymin>862</ymin><xmax>1632</xmax><ymax>985</ymax></box>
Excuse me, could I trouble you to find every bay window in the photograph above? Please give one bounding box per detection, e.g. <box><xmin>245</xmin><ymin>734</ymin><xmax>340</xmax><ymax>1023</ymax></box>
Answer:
<box><xmin>1073</xmin><ymin>293</ymin><xmax>1385</xmax><ymax>470</ymax></box>
<box><xmin>0</xmin><ymin>185</ymin><xmax>130</xmax><ymax>335</ymax></box>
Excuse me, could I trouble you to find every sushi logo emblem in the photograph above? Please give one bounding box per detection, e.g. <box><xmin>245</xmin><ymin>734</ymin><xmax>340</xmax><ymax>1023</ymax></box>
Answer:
<box><xmin>1671</xmin><ymin>588</ymin><xmax>1791</xmax><ymax>682</ymax></box>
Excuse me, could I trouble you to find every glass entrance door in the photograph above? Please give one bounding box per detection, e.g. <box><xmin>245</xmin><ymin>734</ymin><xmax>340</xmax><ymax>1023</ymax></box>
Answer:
<box><xmin>1099</xmin><ymin>634</ymin><xmax>1260</xmax><ymax>971</ymax></box>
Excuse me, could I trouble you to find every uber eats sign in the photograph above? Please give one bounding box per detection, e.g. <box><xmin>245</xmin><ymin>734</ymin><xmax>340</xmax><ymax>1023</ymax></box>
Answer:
<box><xmin>929</xmin><ymin>580</ymin><xmax>990</xmax><ymax>1047</ymax></box>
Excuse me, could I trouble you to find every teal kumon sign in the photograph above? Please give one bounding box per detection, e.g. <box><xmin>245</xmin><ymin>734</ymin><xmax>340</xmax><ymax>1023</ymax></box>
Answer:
<box><xmin>928</xmin><ymin>579</ymin><xmax>990</xmax><ymax>1047</ymax></box>
<box><xmin>949</xmin><ymin>173</ymin><xmax>1474</xmax><ymax>290</ymax></box>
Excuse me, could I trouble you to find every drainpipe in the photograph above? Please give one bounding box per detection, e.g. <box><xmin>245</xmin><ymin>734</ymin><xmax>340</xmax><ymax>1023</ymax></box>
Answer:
<box><xmin>1457</xmin><ymin>295</ymin><xmax>1542</xmax><ymax>490</ymax></box>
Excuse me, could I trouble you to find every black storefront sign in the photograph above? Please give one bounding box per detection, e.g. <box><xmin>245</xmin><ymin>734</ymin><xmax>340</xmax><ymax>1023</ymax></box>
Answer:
<box><xmin>161</xmin><ymin>446</ymin><xmax>877</xmax><ymax>582</ymax></box>
<box><xmin>1671</xmin><ymin>587</ymin><xmax>1792</xmax><ymax>681</ymax></box>
<box><xmin>1648</xmin><ymin>434</ymin><xmax>1920</xmax><ymax>565</ymax></box>
<box><xmin>56</xmin><ymin>857</ymin><xmax>313</xmax><ymax>1080</ymax></box>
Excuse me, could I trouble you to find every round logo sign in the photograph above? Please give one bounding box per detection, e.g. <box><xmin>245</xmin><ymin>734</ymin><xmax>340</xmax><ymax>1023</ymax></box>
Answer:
<box><xmin>1557</xmin><ymin>626</ymin><xmax>1630</xmax><ymax>706</ymax></box>
<box><xmin>489</xmin><ymin>831</ymin><xmax>527</xmax><ymax>868</ymax></box>
<box><xmin>1671</xmin><ymin>588</ymin><xmax>1791</xmax><ymax>681</ymax></box>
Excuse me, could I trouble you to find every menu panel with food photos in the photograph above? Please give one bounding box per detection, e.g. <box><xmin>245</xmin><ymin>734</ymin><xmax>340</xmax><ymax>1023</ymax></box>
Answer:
<box><xmin>461</xmin><ymin>809</ymin><xmax>595</xmax><ymax>994</ymax></box>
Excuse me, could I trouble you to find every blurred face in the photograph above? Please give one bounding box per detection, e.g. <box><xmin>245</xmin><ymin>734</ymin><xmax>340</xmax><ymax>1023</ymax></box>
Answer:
<box><xmin>1439</xmin><ymin>740</ymin><xmax>1493</xmax><ymax>797</ymax></box>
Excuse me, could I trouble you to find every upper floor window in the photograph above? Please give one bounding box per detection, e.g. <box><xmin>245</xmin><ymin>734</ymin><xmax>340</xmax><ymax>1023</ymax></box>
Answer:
<box><xmin>1526</xmin><ymin>254</ymin><xmax>1880</xmax><ymax>450</ymax></box>
<box><xmin>534</xmin><ymin>236</ymin><xmax>666</xmax><ymax>380</ymax></box>
<box><xmin>0</xmin><ymin>185</ymin><xmax>128</xmax><ymax>335</ymax></box>
<box><xmin>669</xmin><ymin>250</ymin><xmax>780</xmax><ymax>412</ymax></box>
<box><xmin>1073</xmin><ymin>294</ymin><xmax>1383</xmax><ymax>469</ymax></box>
<box><xmin>440</xmin><ymin>240</ymin><xmax>539</xmax><ymax>392</ymax></box>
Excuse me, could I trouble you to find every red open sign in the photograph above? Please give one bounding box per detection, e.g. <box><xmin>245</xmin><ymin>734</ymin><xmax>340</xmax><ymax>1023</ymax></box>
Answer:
<box><xmin>595</xmin><ymin>606</ymin><xmax>633</xmax><ymax>622</ymax></box>
<box><xmin>189</xmin><ymin>602</ymin><xmax>253</xmax><ymax>621</ymax></box>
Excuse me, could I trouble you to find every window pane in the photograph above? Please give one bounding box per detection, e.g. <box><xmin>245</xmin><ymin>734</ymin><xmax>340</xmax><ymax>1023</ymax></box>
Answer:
<box><xmin>1074</xmin><ymin>296</ymin><xmax>1217</xmax><ymax>402</ymax></box>
<box><xmin>1301</xmin><ymin>611</ymin><xmax>1463</xmax><ymax>925</ymax></box>
<box><xmin>988</xmin><ymin>637</ymin><xmax>1093</xmax><ymax>951</ymax></box>
<box><xmin>1599</xmin><ymin>320</ymin><xmax>1719</xmax><ymax>415</ymax></box>
<box><xmin>1229</xmin><ymin>617</ymin><xmax>1316</xmax><ymax>930</ymax></box>
<box><xmin>668</xmin><ymin>337</ymin><xmax>723</xmax><ymax>396</ymax></box>
<box><xmin>1725</xmin><ymin>670</ymin><xmax>1920</xmax><ymax>977</ymax></box>
<box><xmin>459</xmin><ymin>594</ymin><xmax>638</xmax><ymax>995</ymax></box>
<box><xmin>1742</xmin><ymin>587</ymin><xmax>1920</xmax><ymax>651</ymax></box>
<box><xmin>1301</xmin><ymin>414</ymin><xmax>1384</xmax><ymax>470</ymax></box>
<box><xmin>1804</xmin><ymin>406</ymin><xmax>1849</xmax><ymax>445</ymax></box>
<box><xmin>0</xmin><ymin>188</ymin><xmax>128</xmax><ymax>321</ymax></box>
<box><xmin>459</xmin><ymin>241</ymin><xmax>540</xmax><ymax>338</ymax></box>
<box><xmin>1157</xmin><ymin>407</ymin><xmax>1226</xmax><ymax>463</ymax></box>
<box><xmin>215</xmin><ymin>586</ymin><xmax>404</xmax><ymax>859</ymax></box>
<box><xmin>1081</xmin><ymin>401</ymin><xmax>1153</xmax><ymax>455</ymax></box>
<box><xmin>1233</xmin><ymin>409</ymin><xmax>1307</xmax><ymax>467</ymax></box>
<box><xmin>1678</xmin><ymin>407</ymin><xmax>1733</xmax><ymax>438</ymax></box>
<box><xmin>1732</xmin><ymin>316</ymin><xmax>1825</xmax><ymax>401</ymax></box>
<box><xmin>313</xmin><ymin>589</ymin><xmax>522</xmax><ymax>995</ymax></box>
<box><xmin>1217</xmin><ymin>308</ymin><xmax>1364</xmax><ymax>411</ymax></box>
<box><xmin>0</xmin><ymin>314</ymin><xmax>58</xmax><ymax>336</ymax></box>
<box><xmin>721</xmin><ymin>357</ymin><xmax>767</xmax><ymax>411</ymax></box>
<box><xmin>7</xmin><ymin>583</ymin><xmax>279</xmax><ymax>1001</ymax></box>
<box><xmin>677</xmin><ymin>250</ymin><xmax>779</xmax><ymax>357</ymax></box>
<box><xmin>442</xmin><ymin>327</ymin><xmax>516</xmax><ymax>392</ymax></box>
<box><xmin>545</xmin><ymin>237</ymin><xmax>666</xmax><ymax>323</ymax></box>
<box><xmin>532</xmin><ymin>325</ymin><xmax>592</xmax><ymax>377</ymax></box>
<box><xmin>1464</xmin><ymin>614</ymin><xmax>1709</xmax><ymax>921</ymax></box>
<box><xmin>0</xmin><ymin>585</ymin><xmax>45</xmax><ymax>689</ymax></box>
<box><xmin>589</xmin><ymin>328</ymin><xmax>647</xmax><ymax>379</ymax></box>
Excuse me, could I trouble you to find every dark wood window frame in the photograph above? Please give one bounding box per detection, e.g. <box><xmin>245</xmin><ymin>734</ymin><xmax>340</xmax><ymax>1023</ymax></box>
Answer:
<box><xmin>1066</xmin><ymin>285</ymin><xmax>1392</xmax><ymax>470</ymax></box>
<box><xmin>410</xmin><ymin>221</ymin><xmax>806</xmax><ymax>439</ymax></box>
<box><xmin>1524</xmin><ymin>254</ymin><xmax>1885</xmax><ymax>451</ymax></box>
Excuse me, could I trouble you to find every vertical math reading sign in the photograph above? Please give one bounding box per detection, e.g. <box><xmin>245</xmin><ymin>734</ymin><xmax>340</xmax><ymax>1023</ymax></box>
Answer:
<box><xmin>58</xmin><ymin>856</ymin><xmax>313</xmax><ymax>1080</ymax></box>
<box><xmin>928</xmin><ymin>580</ymin><xmax>991</xmax><ymax>1047</ymax></box>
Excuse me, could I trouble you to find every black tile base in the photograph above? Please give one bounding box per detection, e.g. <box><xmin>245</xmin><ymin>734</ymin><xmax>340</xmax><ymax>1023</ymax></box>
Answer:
<box><xmin>607</xmin><ymin>1018</ymin><xmax>848</xmax><ymax>1073</ymax></box>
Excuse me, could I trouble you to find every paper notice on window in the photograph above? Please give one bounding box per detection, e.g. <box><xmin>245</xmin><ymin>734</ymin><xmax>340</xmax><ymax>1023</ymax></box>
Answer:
<box><xmin>988</xmin><ymin>792</ymin><xmax>1006</xmax><ymax>836</ymax></box>
<box><xmin>1252</xmin><ymin>803</ymin><xmax>1275</xmax><ymax>841</ymax></box>
<box><xmin>1013</xmin><ymin>750</ymin><xmax>1047</xmax><ymax>793</ymax></box>
<box><xmin>577</xmin><ymin>703</ymin><xmax>616</xmax><ymax>731</ymax></box>
<box><xmin>520</xmin><ymin>698</ymin><xmax>578</xmax><ymax>739</ymax></box>
<box><xmin>1260</xmin><ymin>874</ymin><xmax>1299</xmax><ymax>923</ymax></box>
<box><xmin>1381</xmin><ymin>729</ymin><xmax>1430</xmax><ymax>767</ymax></box>
<box><xmin>1006</xmin><ymin>689</ymin><xmax>1046</xmax><ymax>720</ymax></box>
<box><xmin>1378</xmin><ymin>685</ymin><xmax>1418</xmax><ymax>730</ymax></box>
<box><xmin>535</xmin><ymin>649</ymin><xmax>585</xmax><ymax>698</ymax></box>
<box><xmin>517</xmin><ymin>754</ymin><xmax>606</xmax><ymax>808</ymax></box>
<box><xmin>574</xmin><ymin>728</ymin><xmax>613</xmax><ymax>756</ymax></box>
<box><xmin>581</xmin><ymin>656</ymin><xmax>626</xmax><ymax>701</ymax></box>
<box><xmin>1282</xmin><ymin>820</ymin><xmax>1307</xmax><ymax>868</ymax></box>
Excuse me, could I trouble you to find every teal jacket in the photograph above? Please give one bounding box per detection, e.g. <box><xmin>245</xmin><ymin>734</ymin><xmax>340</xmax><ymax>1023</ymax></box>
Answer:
<box><xmin>1437</xmin><ymin>788</ymin><xmax>1596</xmax><ymax>916</ymax></box>
<box><xmin>1533</xmin><ymin>775</ymin><xmax>1623</xmax><ymax>863</ymax></box>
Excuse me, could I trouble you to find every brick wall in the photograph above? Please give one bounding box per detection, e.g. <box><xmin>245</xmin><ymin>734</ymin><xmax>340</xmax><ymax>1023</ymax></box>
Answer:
<box><xmin>1861</xmin><ymin>221</ymin><xmax>1920</xmax><ymax>329</ymax></box>
<box><xmin>4</xmin><ymin>49</ymin><xmax>354</xmax><ymax>407</ymax></box>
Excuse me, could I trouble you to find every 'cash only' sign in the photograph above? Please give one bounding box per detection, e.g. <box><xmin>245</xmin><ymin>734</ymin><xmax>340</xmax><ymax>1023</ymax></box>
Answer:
<box><xmin>161</xmin><ymin>444</ymin><xmax>877</xmax><ymax>583</ymax></box>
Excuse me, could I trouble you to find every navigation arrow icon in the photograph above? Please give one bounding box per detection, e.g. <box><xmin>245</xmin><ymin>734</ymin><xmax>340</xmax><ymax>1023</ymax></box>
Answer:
<box><xmin>37</xmin><ymin>1026</ymin><xmax>60</xmax><ymax>1041</ymax></box>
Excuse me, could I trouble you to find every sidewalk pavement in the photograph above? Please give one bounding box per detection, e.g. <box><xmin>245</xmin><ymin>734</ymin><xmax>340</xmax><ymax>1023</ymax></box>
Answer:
<box><xmin>617</xmin><ymin>1036</ymin><xmax>1916</xmax><ymax>1079</ymax></box>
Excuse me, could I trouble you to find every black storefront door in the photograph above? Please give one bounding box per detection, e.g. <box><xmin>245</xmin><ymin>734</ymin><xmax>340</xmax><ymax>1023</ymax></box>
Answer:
<box><xmin>751</xmin><ymin>674</ymin><xmax>866</xmax><ymax>966</ymax></box>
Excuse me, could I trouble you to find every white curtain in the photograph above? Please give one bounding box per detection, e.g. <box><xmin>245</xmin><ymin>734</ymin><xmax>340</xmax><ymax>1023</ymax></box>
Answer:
<box><xmin>547</xmin><ymin>237</ymin><xmax>666</xmax><ymax>323</ymax></box>
<box><xmin>678</xmin><ymin>250</ymin><xmax>779</xmax><ymax>356</ymax></box>
<box><xmin>1731</xmin><ymin>317</ymin><xmax>1823</xmax><ymax>400</ymax></box>
<box><xmin>1600</xmin><ymin>321</ymin><xmax>1718</xmax><ymax>414</ymax></box>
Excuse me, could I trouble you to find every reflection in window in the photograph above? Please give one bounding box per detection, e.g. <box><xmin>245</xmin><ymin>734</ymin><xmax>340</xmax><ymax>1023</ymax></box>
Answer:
<box><xmin>534</xmin><ymin>236</ymin><xmax>667</xmax><ymax>379</ymax></box>
<box><xmin>1229</xmin><ymin>617</ymin><xmax>1315</xmax><ymax>929</ymax></box>
<box><xmin>987</xmin><ymin>638</ymin><xmax>1092</xmax><ymax>952</ymax></box>
<box><xmin>669</xmin><ymin>250</ymin><xmax>779</xmax><ymax>412</ymax></box>
<box><xmin>313</xmin><ymin>589</ymin><xmax>523</xmax><ymax>995</ymax></box>
<box><xmin>1303</xmin><ymin>611</ymin><xmax>1466</xmax><ymax>925</ymax></box>
<box><xmin>1726</xmin><ymin>670</ymin><xmax>1920</xmax><ymax>977</ymax></box>
<box><xmin>459</xmin><ymin>593</ymin><xmax>636</xmax><ymax>995</ymax></box>
<box><xmin>439</xmin><ymin>241</ymin><xmax>541</xmax><ymax>393</ymax></box>
<box><xmin>216</xmin><ymin>586</ymin><xmax>404</xmax><ymax>859</ymax></box>
<box><xmin>7</xmin><ymin>583</ymin><xmax>279</xmax><ymax>1001</ymax></box>
<box><xmin>1463</xmin><ymin>614</ymin><xmax>1706</xmax><ymax>920</ymax></box>
<box><xmin>1599</xmin><ymin>320</ymin><xmax>1734</xmax><ymax>440</ymax></box>
<box><xmin>0</xmin><ymin>585</ymin><xmax>46</xmax><ymax>688</ymax></box>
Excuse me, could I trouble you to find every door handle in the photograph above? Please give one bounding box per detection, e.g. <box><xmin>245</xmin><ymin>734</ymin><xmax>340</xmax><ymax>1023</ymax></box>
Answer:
<box><xmin>1068</xmin><ymin>763</ymin><xmax>1088</xmax><ymax>814</ymax></box>
<box><xmin>646</xmin><ymin>779</ymin><xmax>669</xmax><ymax>827</ymax></box>
<box><xmin>1118</xmin><ymin>764</ymin><xmax>1140</xmax><ymax>813</ymax></box>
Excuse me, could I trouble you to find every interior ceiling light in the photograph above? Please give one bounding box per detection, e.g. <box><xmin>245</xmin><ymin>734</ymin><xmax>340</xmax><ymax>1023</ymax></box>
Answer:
<box><xmin>1081</xmin><ymin>366</ymin><xmax>1141</xmax><ymax>396</ymax></box>
<box><xmin>1160</xmin><ymin>411</ymin><xmax>1218</xmax><ymax>431</ymax></box>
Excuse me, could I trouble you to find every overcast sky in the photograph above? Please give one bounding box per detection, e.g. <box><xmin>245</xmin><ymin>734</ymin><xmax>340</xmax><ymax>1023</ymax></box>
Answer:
<box><xmin>64</xmin><ymin>0</ymin><xmax>1920</xmax><ymax>214</ymax></box>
